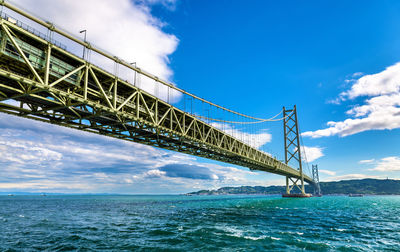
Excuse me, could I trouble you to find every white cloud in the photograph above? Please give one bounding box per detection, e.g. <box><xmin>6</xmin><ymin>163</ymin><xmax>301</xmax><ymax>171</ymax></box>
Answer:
<box><xmin>359</xmin><ymin>159</ymin><xmax>375</xmax><ymax>164</ymax></box>
<box><xmin>143</xmin><ymin>0</ymin><xmax>178</xmax><ymax>11</ymax></box>
<box><xmin>326</xmin><ymin>97</ymin><xmax>342</xmax><ymax>105</ymax></box>
<box><xmin>369</xmin><ymin>156</ymin><xmax>400</xmax><ymax>172</ymax></box>
<box><xmin>0</xmin><ymin>113</ymin><xmax>278</xmax><ymax>193</ymax></box>
<box><xmin>319</xmin><ymin>169</ymin><xmax>336</xmax><ymax>176</ymax></box>
<box><xmin>144</xmin><ymin>169</ymin><xmax>167</xmax><ymax>178</ymax></box>
<box><xmin>342</xmin><ymin>63</ymin><xmax>400</xmax><ymax>99</ymax></box>
<box><xmin>0</xmin><ymin>140</ymin><xmax>62</xmax><ymax>165</ymax></box>
<box><xmin>303</xmin><ymin>62</ymin><xmax>400</xmax><ymax>138</ymax></box>
<box><xmin>301</xmin><ymin>146</ymin><xmax>324</xmax><ymax>162</ymax></box>
<box><xmin>0</xmin><ymin>181</ymin><xmax>94</xmax><ymax>191</ymax></box>
<box><xmin>352</xmin><ymin>72</ymin><xmax>364</xmax><ymax>78</ymax></box>
<box><xmin>325</xmin><ymin>173</ymin><xmax>381</xmax><ymax>181</ymax></box>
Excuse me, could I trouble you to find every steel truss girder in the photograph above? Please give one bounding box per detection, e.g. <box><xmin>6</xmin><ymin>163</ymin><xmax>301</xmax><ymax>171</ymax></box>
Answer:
<box><xmin>0</xmin><ymin>18</ymin><xmax>313</xmax><ymax>183</ymax></box>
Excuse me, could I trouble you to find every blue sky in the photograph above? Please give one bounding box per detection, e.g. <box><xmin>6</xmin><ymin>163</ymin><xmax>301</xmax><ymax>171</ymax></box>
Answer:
<box><xmin>1</xmin><ymin>0</ymin><xmax>400</xmax><ymax>193</ymax></box>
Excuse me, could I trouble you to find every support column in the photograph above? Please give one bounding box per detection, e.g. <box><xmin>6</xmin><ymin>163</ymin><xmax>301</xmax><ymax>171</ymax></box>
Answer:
<box><xmin>44</xmin><ymin>44</ymin><xmax>51</xmax><ymax>86</ymax></box>
<box><xmin>286</xmin><ymin>176</ymin><xmax>290</xmax><ymax>194</ymax></box>
<box><xmin>282</xmin><ymin>105</ymin><xmax>310</xmax><ymax>197</ymax></box>
<box><xmin>312</xmin><ymin>164</ymin><xmax>322</xmax><ymax>196</ymax></box>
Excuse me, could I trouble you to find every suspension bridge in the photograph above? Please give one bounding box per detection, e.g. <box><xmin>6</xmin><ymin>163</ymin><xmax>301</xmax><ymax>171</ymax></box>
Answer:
<box><xmin>0</xmin><ymin>1</ymin><xmax>320</xmax><ymax>197</ymax></box>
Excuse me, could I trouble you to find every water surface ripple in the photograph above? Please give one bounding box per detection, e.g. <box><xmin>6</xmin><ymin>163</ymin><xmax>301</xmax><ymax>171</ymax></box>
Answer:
<box><xmin>0</xmin><ymin>195</ymin><xmax>399</xmax><ymax>251</ymax></box>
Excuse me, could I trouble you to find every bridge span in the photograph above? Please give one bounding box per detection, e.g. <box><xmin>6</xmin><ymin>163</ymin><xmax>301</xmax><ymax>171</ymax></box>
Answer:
<box><xmin>0</xmin><ymin>1</ymin><xmax>314</xmax><ymax>195</ymax></box>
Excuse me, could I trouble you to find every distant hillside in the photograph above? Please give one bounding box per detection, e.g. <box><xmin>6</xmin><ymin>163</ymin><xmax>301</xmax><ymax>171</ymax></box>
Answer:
<box><xmin>186</xmin><ymin>179</ymin><xmax>400</xmax><ymax>195</ymax></box>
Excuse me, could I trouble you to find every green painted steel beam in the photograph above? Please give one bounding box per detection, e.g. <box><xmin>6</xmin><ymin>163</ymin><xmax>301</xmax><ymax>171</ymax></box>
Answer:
<box><xmin>0</xmin><ymin>9</ymin><xmax>313</xmax><ymax>184</ymax></box>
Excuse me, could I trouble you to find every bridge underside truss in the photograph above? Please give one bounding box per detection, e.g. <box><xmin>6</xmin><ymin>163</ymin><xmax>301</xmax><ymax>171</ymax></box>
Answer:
<box><xmin>0</xmin><ymin>15</ymin><xmax>312</xmax><ymax>183</ymax></box>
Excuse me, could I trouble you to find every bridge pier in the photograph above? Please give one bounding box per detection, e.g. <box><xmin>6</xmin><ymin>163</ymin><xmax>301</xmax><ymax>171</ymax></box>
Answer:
<box><xmin>282</xmin><ymin>106</ymin><xmax>311</xmax><ymax>198</ymax></box>
<box><xmin>282</xmin><ymin>176</ymin><xmax>311</xmax><ymax>197</ymax></box>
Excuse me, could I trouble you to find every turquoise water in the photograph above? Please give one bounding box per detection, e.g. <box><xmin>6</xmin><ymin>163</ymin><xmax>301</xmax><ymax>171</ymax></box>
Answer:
<box><xmin>0</xmin><ymin>195</ymin><xmax>399</xmax><ymax>251</ymax></box>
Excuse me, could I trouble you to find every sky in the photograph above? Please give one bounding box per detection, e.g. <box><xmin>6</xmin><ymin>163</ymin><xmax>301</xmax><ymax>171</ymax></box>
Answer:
<box><xmin>0</xmin><ymin>0</ymin><xmax>400</xmax><ymax>194</ymax></box>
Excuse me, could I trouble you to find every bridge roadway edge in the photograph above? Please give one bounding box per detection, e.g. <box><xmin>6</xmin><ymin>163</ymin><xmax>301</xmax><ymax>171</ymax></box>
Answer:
<box><xmin>0</xmin><ymin>4</ymin><xmax>313</xmax><ymax>184</ymax></box>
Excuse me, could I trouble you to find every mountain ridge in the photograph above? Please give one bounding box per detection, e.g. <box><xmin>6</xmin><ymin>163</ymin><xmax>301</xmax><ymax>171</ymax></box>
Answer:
<box><xmin>186</xmin><ymin>178</ymin><xmax>400</xmax><ymax>195</ymax></box>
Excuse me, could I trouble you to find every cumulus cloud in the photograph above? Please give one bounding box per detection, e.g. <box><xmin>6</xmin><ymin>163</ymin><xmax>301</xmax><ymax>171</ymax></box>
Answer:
<box><xmin>0</xmin><ymin>113</ymin><xmax>274</xmax><ymax>193</ymax></box>
<box><xmin>342</xmin><ymin>63</ymin><xmax>400</xmax><ymax>99</ymax></box>
<box><xmin>301</xmin><ymin>146</ymin><xmax>324</xmax><ymax>162</ymax></box>
<box><xmin>303</xmin><ymin>62</ymin><xmax>400</xmax><ymax>138</ymax></box>
<box><xmin>144</xmin><ymin>169</ymin><xmax>167</xmax><ymax>178</ymax></box>
<box><xmin>369</xmin><ymin>156</ymin><xmax>400</xmax><ymax>172</ymax></box>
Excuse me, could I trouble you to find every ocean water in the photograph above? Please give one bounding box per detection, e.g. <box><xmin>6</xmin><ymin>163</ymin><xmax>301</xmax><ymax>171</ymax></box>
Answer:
<box><xmin>0</xmin><ymin>195</ymin><xmax>399</xmax><ymax>251</ymax></box>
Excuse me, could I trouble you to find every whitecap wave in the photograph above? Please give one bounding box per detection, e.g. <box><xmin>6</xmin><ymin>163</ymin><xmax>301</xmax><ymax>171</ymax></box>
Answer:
<box><xmin>215</xmin><ymin>225</ymin><xmax>267</xmax><ymax>241</ymax></box>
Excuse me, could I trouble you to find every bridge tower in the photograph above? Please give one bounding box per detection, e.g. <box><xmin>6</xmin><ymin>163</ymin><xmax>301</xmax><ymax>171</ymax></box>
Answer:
<box><xmin>282</xmin><ymin>105</ymin><xmax>311</xmax><ymax>197</ymax></box>
<box><xmin>312</xmin><ymin>164</ymin><xmax>322</xmax><ymax>196</ymax></box>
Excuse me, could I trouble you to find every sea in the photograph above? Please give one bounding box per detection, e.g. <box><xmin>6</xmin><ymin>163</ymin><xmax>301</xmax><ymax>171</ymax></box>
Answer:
<box><xmin>0</xmin><ymin>195</ymin><xmax>399</xmax><ymax>251</ymax></box>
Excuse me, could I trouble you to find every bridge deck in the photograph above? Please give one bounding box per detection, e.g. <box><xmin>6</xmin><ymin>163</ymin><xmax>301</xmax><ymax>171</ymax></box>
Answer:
<box><xmin>0</xmin><ymin>5</ymin><xmax>313</xmax><ymax>184</ymax></box>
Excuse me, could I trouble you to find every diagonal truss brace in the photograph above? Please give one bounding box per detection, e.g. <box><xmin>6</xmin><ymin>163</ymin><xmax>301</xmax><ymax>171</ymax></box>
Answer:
<box><xmin>1</xmin><ymin>22</ymin><xmax>44</xmax><ymax>85</ymax></box>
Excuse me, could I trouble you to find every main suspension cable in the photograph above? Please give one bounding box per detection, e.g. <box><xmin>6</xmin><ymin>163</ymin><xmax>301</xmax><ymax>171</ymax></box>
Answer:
<box><xmin>0</xmin><ymin>1</ymin><xmax>290</xmax><ymax>123</ymax></box>
<box><xmin>194</xmin><ymin>109</ymin><xmax>293</xmax><ymax>124</ymax></box>
<box><xmin>299</xmin><ymin>127</ymin><xmax>312</xmax><ymax>178</ymax></box>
